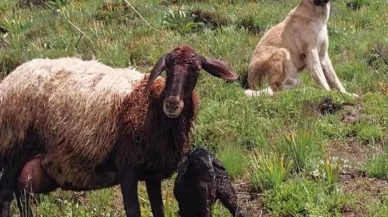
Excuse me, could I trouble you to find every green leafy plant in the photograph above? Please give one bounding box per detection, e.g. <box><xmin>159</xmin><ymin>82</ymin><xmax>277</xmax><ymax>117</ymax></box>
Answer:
<box><xmin>249</xmin><ymin>150</ymin><xmax>292</xmax><ymax>191</ymax></box>
<box><xmin>217</xmin><ymin>144</ymin><xmax>249</xmax><ymax>180</ymax></box>
<box><xmin>319</xmin><ymin>157</ymin><xmax>343</xmax><ymax>194</ymax></box>
<box><xmin>361</xmin><ymin>154</ymin><xmax>388</xmax><ymax>179</ymax></box>
<box><xmin>263</xmin><ymin>178</ymin><xmax>346</xmax><ymax>217</ymax></box>
<box><xmin>275</xmin><ymin>127</ymin><xmax>323</xmax><ymax>173</ymax></box>
<box><xmin>162</xmin><ymin>7</ymin><xmax>202</xmax><ymax>35</ymax></box>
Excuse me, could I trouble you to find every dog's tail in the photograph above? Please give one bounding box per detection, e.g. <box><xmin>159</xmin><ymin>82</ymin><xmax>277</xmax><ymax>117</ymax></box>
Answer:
<box><xmin>247</xmin><ymin>58</ymin><xmax>268</xmax><ymax>90</ymax></box>
<box><xmin>267</xmin><ymin>48</ymin><xmax>290</xmax><ymax>91</ymax></box>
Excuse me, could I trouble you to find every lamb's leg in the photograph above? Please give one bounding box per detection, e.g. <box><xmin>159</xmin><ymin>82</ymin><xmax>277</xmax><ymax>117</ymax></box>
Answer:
<box><xmin>217</xmin><ymin>182</ymin><xmax>245</xmax><ymax>217</ymax></box>
<box><xmin>145</xmin><ymin>178</ymin><xmax>164</xmax><ymax>217</ymax></box>
<box><xmin>120</xmin><ymin>168</ymin><xmax>140</xmax><ymax>217</ymax></box>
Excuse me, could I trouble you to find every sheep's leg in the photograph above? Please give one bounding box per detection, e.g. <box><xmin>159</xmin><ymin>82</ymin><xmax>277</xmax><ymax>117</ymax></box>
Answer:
<box><xmin>15</xmin><ymin>189</ymin><xmax>33</xmax><ymax>217</ymax></box>
<box><xmin>0</xmin><ymin>159</ymin><xmax>30</xmax><ymax>217</ymax></box>
<box><xmin>120</xmin><ymin>168</ymin><xmax>140</xmax><ymax>217</ymax></box>
<box><xmin>145</xmin><ymin>178</ymin><xmax>163</xmax><ymax>217</ymax></box>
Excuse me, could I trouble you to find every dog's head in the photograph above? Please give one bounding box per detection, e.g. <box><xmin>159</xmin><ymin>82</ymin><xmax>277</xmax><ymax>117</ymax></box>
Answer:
<box><xmin>313</xmin><ymin>0</ymin><xmax>329</xmax><ymax>6</ymax></box>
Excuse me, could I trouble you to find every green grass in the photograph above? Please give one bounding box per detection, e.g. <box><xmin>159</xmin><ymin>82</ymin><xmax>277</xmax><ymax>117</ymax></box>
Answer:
<box><xmin>249</xmin><ymin>151</ymin><xmax>292</xmax><ymax>191</ymax></box>
<box><xmin>217</xmin><ymin>144</ymin><xmax>249</xmax><ymax>180</ymax></box>
<box><xmin>1</xmin><ymin>0</ymin><xmax>388</xmax><ymax>216</ymax></box>
<box><xmin>263</xmin><ymin>178</ymin><xmax>346</xmax><ymax>217</ymax></box>
<box><xmin>361</xmin><ymin>154</ymin><xmax>388</xmax><ymax>179</ymax></box>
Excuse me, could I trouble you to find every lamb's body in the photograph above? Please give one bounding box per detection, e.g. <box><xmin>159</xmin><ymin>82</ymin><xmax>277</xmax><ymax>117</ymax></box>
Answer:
<box><xmin>0</xmin><ymin>57</ymin><xmax>196</xmax><ymax>190</ymax></box>
<box><xmin>174</xmin><ymin>148</ymin><xmax>245</xmax><ymax>217</ymax></box>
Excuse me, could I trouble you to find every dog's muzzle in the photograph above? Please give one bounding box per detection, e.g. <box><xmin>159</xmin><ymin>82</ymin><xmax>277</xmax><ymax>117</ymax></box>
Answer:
<box><xmin>313</xmin><ymin>0</ymin><xmax>329</xmax><ymax>6</ymax></box>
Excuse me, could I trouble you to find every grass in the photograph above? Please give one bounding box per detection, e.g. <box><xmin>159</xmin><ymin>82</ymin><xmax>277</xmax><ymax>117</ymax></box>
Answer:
<box><xmin>249</xmin><ymin>151</ymin><xmax>292</xmax><ymax>191</ymax></box>
<box><xmin>1</xmin><ymin>0</ymin><xmax>388</xmax><ymax>216</ymax></box>
<box><xmin>217</xmin><ymin>144</ymin><xmax>249</xmax><ymax>179</ymax></box>
<box><xmin>361</xmin><ymin>154</ymin><xmax>388</xmax><ymax>179</ymax></box>
<box><xmin>263</xmin><ymin>178</ymin><xmax>346</xmax><ymax>217</ymax></box>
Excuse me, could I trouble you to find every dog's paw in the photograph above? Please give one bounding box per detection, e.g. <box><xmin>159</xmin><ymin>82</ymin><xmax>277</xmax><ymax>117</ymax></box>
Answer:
<box><xmin>245</xmin><ymin>87</ymin><xmax>274</xmax><ymax>97</ymax></box>
<box><xmin>344</xmin><ymin>92</ymin><xmax>359</xmax><ymax>98</ymax></box>
<box><xmin>244</xmin><ymin>89</ymin><xmax>260</xmax><ymax>97</ymax></box>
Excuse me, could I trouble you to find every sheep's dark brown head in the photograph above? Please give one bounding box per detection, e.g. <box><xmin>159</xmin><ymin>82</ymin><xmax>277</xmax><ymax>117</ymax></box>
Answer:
<box><xmin>146</xmin><ymin>45</ymin><xmax>238</xmax><ymax>118</ymax></box>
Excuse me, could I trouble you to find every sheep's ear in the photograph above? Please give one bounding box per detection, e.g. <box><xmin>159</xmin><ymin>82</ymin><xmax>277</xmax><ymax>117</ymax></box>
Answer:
<box><xmin>212</xmin><ymin>158</ymin><xmax>226</xmax><ymax>171</ymax></box>
<box><xmin>201</xmin><ymin>57</ymin><xmax>239</xmax><ymax>81</ymax></box>
<box><xmin>146</xmin><ymin>53</ymin><xmax>168</xmax><ymax>89</ymax></box>
<box><xmin>177</xmin><ymin>156</ymin><xmax>190</xmax><ymax>175</ymax></box>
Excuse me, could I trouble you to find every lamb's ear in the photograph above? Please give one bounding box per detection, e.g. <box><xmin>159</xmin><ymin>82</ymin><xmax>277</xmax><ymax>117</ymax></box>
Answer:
<box><xmin>212</xmin><ymin>158</ymin><xmax>226</xmax><ymax>171</ymax></box>
<box><xmin>200</xmin><ymin>56</ymin><xmax>239</xmax><ymax>81</ymax></box>
<box><xmin>146</xmin><ymin>53</ymin><xmax>168</xmax><ymax>90</ymax></box>
<box><xmin>177</xmin><ymin>156</ymin><xmax>190</xmax><ymax>175</ymax></box>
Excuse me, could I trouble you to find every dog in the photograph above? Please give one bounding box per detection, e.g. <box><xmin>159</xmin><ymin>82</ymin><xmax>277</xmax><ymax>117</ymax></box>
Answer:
<box><xmin>245</xmin><ymin>0</ymin><xmax>358</xmax><ymax>97</ymax></box>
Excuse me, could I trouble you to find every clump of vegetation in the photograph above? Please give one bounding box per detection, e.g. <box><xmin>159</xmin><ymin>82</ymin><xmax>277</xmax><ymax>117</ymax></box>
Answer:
<box><xmin>236</xmin><ymin>16</ymin><xmax>261</xmax><ymax>34</ymax></box>
<box><xmin>361</xmin><ymin>154</ymin><xmax>388</xmax><ymax>179</ymax></box>
<box><xmin>191</xmin><ymin>9</ymin><xmax>228</xmax><ymax>30</ymax></box>
<box><xmin>249</xmin><ymin>151</ymin><xmax>292</xmax><ymax>191</ymax></box>
<box><xmin>162</xmin><ymin>7</ymin><xmax>201</xmax><ymax>35</ymax></box>
<box><xmin>274</xmin><ymin>124</ymin><xmax>323</xmax><ymax>173</ymax></box>
<box><xmin>367</xmin><ymin>43</ymin><xmax>388</xmax><ymax>69</ymax></box>
<box><xmin>160</xmin><ymin>0</ymin><xmax>207</xmax><ymax>6</ymax></box>
<box><xmin>217</xmin><ymin>144</ymin><xmax>249</xmax><ymax>180</ymax></box>
<box><xmin>93</xmin><ymin>2</ymin><xmax>137</xmax><ymax>25</ymax></box>
<box><xmin>355</xmin><ymin>122</ymin><xmax>383</xmax><ymax>145</ymax></box>
<box><xmin>346</xmin><ymin>0</ymin><xmax>370</xmax><ymax>11</ymax></box>
<box><xmin>263</xmin><ymin>178</ymin><xmax>346</xmax><ymax>216</ymax></box>
<box><xmin>18</xmin><ymin>0</ymin><xmax>69</xmax><ymax>8</ymax></box>
<box><xmin>318</xmin><ymin>157</ymin><xmax>343</xmax><ymax>194</ymax></box>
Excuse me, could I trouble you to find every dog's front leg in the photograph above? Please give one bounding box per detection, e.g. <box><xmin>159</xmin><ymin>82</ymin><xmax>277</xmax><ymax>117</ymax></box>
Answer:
<box><xmin>307</xmin><ymin>49</ymin><xmax>331</xmax><ymax>90</ymax></box>
<box><xmin>321</xmin><ymin>54</ymin><xmax>358</xmax><ymax>97</ymax></box>
<box><xmin>321</xmin><ymin>54</ymin><xmax>347</xmax><ymax>92</ymax></box>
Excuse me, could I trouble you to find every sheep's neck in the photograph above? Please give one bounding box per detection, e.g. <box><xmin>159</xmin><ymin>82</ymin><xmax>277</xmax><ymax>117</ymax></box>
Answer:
<box><xmin>115</xmin><ymin>78</ymin><xmax>199</xmax><ymax>179</ymax></box>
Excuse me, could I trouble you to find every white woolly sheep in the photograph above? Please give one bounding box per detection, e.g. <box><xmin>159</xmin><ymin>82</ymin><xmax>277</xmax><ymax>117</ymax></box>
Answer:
<box><xmin>0</xmin><ymin>45</ymin><xmax>239</xmax><ymax>217</ymax></box>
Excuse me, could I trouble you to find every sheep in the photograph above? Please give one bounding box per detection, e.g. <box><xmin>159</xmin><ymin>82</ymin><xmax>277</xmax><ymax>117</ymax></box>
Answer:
<box><xmin>174</xmin><ymin>148</ymin><xmax>246</xmax><ymax>217</ymax></box>
<box><xmin>0</xmin><ymin>45</ymin><xmax>239</xmax><ymax>217</ymax></box>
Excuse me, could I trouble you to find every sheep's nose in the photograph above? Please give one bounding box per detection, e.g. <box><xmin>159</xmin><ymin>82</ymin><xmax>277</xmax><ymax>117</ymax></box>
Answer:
<box><xmin>163</xmin><ymin>96</ymin><xmax>184</xmax><ymax>118</ymax></box>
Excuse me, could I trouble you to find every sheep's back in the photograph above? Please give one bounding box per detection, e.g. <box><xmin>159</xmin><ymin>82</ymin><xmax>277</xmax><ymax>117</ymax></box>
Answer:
<box><xmin>0</xmin><ymin>58</ymin><xmax>145</xmax><ymax>165</ymax></box>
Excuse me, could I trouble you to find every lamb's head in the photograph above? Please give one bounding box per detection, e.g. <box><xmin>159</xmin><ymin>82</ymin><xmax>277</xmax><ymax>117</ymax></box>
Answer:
<box><xmin>178</xmin><ymin>148</ymin><xmax>215</xmax><ymax>182</ymax></box>
<box><xmin>146</xmin><ymin>45</ymin><xmax>238</xmax><ymax>118</ymax></box>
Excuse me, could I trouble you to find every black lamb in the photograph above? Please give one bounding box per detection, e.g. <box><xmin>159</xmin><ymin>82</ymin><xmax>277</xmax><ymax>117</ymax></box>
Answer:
<box><xmin>174</xmin><ymin>148</ymin><xmax>245</xmax><ymax>217</ymax></box>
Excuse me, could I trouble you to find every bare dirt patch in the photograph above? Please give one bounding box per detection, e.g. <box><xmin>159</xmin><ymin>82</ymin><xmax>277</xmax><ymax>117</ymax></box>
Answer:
<box><xmin>339</xmin><ymin>169</ymin><xmax>388</xmax><ymax>216</ymax></box>
<box><xmin>326</xmin><ymin>139</ymin><xmax>382</xmax><ymax>167</ymax></box>
<box><xmin>233</xmin><ymin>180</ymin><xmax>268</xmax><ymax>217</ymax></box>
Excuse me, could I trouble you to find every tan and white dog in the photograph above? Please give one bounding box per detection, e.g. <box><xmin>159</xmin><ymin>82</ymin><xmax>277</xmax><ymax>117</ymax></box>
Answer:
<box><xmin>245</xmin><ymin>0</ymin><xmax>358</xmax><ymax>97</ymax></box>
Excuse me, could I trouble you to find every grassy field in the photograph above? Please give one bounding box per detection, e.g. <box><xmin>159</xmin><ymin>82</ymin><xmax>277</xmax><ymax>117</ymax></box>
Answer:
<box><xmin>0</xmin><ymin>0</ymin><xmax>387</xmax><ymax>216</ymax></box>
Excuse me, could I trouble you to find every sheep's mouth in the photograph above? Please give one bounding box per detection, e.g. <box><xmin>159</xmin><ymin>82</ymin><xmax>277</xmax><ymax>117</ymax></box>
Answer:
<box><xmin>165</xmin><ymin>113</ymin><xmax>180</xmax><ymax>118</ymax></box>
<box><xmin>163</xmin><ymin>98</ymin><xmax>184</xmax><ymax>118</ymax></box>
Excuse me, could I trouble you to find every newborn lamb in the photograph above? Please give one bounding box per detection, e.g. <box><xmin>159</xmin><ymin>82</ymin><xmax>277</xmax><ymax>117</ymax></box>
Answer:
<box><xmin>174</xmin><ymin>148</ymin><xmax>245</xmax><ymax>217</ymax></box>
